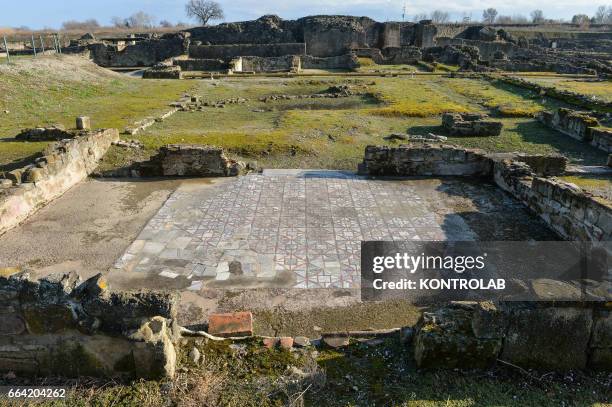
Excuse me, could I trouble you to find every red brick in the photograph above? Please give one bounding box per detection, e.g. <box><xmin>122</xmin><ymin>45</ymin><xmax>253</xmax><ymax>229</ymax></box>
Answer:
<box><xmin>279</xmin><ymin>337</ymin><xmax>294</xmax><ymax>349</ymax></box>
<box><xmin>208</xmin><ymin>311</ymin><xmax>253</xmax><ymax>337</ymax></box>
<box><xmin>262</xmin><ymin>337</ymin><xmax>278</xmax><ymax>349</ymax></box>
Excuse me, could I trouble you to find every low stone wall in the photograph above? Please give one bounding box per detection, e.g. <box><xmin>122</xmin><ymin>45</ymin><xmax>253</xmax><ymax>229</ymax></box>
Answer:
<box><xmin>0</xmin><ymin>128</ymin><xmax>119</xmax><ymax>236</ymax></box>
<box><xmin>0</xmin><ymin>272</ymin><xmax>178</xmax><ymax>378</ymax></box>
<box><xmin>358</xmin><ymin>144</ymin><xmax>610</xmax><ymax>243</ymax></box>
<box><xmin>301</xmin><ymin>54</ymin><xmax>360</xmax><ymax>70</ymax></box>
<box><xmin>538</xmin><ymin>108</ymin><xmax>612</xmax><ymax>154</ymax></box>
<box><xmin>494</xmin><ymin>158</ymin><xmax>612</xmax><ymax>242</ymax></box>
<box><xmin>189</xmin><ymin>43</ymin><xmax>306</xmax><ymax>59</ymax></box>
<box><xmin>496</xmin><ymin>76</ymin><xmax>612</xmax><ymax>112</ymax></box>
<box><xmin>238</xmin><ymin>55</ymin><xmax>300</xmax><ymax>73</ymax></box>
<box><xmin>591</xmin><ymin>128</ymin><xmax>612</xmax><ymax>153</ymax></box>
<box><xmin>142</xmin><ymin>64</ymin><xmax>182</xmax><ymax>79</ymax></box>
<box><xmin>414</xmin><ymin>301</ymin><xmax>610</xmax><ymax>370</ymax></box>
<box><xmin>15</xmin><ymin>125</ymin><xmax>75</xmax><ymax>141</ymax></box>
<box><xmin>135</xmin><ymin>144</ymin><xmax>244</xmax><ymax>177</ymax></box>
<box><xmin>442</xmin><ymin>112</ymin><xmax>503</xmax><ymax>137</ymax></box>
<box><xmin>358</xmin><ymin>144</ymin><xmax>492</xmax><ymax>177</ymax></box>
<box><xmin>538</xmin><ymin>108</ymin><xmax>599</xmax><ymax>142</ymax></box>
<box><xmin>174</xmin><ymin>58</ymin><xmax>228</xmax><ymax>71</ymax></box>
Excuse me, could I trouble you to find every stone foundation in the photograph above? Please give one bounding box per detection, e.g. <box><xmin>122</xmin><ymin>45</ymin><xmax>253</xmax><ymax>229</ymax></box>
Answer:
<box><xmin>301</xmin><ymin>54</ymin><xmax>360</xmax><ymax>70</ymax></box>
<box><xmin>538</xmin><ymin>108</ymin><xmax>599</xmax><ymax>142</ymax></box>
<box><xmin>442</xmin><ymin>112</ymin><xmax>503</xmax><ymax>137</ymax></box>
<box><xmin>358</xmin><ymin>144</ymin><xmax>492</xmax><ymax>177</ymax></box>
<box><xmin>414</xmin><ymin>301</ymin><xmax>610</xmax><ymax>371</ymax></box>
<box><xmin>591</xmin><ymin>128</ymin><xmax>612</xmax><ymax>153</ymax></box>
<box><xmin>15</xmin><ymin>125</ymin><xmax>75</xmax><ymax>141</ymax></box>
<box><xmin>498</xmin><ymin>76</ymin><xmax>612</xmax><ymax>112</ymax></box>
<box><xmin>188</xmin><ymin>43</ymin><xmax>306</xmax><ymax>59</ymax></box>
<box><xmin>0</xmin><ymin>272</ymin><xmax>178</xmax><ymax>379</ymax></box>
<box><xmin>174</xmin><ymin>58</ymin><xmax>228</xmax><ymax>72</ymax></box>
<box><xmin>494</xmin><ymin>159</ymin><xmax>612</xmax><ymax>242</ymax></box>
<box><xmin>135</xmin><ymin>144</ymin><xmax>244</xmax><ymax>177</ymax></box>
<box><xmin>0</xmin><ymin>128</ymin><xmax>119</xmax><ymax>236</ymax></box>
<box><xmin>142</xmin><ymin>64</ymin><xmax>182</xmax><ymax>79</ymax></box>
<box><xmin>358</xmin><ymin>144</ymin><xmax>610</xmax><ymax>243</ymax></box>
<box><xmin>237</xmin><ymin>55</ymin><xmax>300</xmax><ymax>73</ymax></box>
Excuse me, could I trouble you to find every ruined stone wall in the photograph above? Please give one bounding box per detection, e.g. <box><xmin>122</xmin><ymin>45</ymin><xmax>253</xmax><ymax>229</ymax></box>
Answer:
<box><xmin>135</xmin><ymin>145</ymin><xmax>243</xmax><ymax>177</ymax></box>
<box><xmin>89</xmin><ymin>33</ymin><xmax>189</xmax><ymax>67</ymax></box>
<box><xmin>494</xmin><ymin>158</ymin><xmax>612</xmax><ymax>242</ymax></box>
<box><xmin>442</xmin><ymin>112</ymin><xmax>503</xmax><ymax>137</ymax></box>
<box><xmin>189</xmin><ymin>43</ymin><xmax>306</xmax><ymax>59</ymax></box>
<box><xmin>538</xmin><ymin>108</ymin><xmax>612</xmax><ymax>154</ymax></box>
<box><xmin>435</xmin><ymin>37</ymin><xmax>521</xmax><ymax>60</ymax></box>
<box><xmin>174</xmin><ymin>58</ymin><xmax>228</xmax><ymax>71</ymax></box>
<box><xmin>0</xmin><ymin>272</ymin><xmax>178</xmax><ymax>379</ymax></box>
<box><xmin>0</xmin><ymin>129</ymin><xmax>119</xmax><ymax>236</ymax></box>
<box><xmin>187</xmin><ymin>16</ymin><xmax>433</xmax><ymax>59</ymax></box>
<box><xmin>358</xmin><ymin>144</ymin><xmax>610</xmax><ymax>243</ymax></box>
<box><xmin>434</xmin><ymin>24</ymin><xmax>470</xmax><ymax>40</ymax></box>
<box><xmin>414</xmin><ymin>301</ymin><xmax>611</xmax><ymax>370</ymax></box>
<box><xmin>358</xmin><ymin>144</ymin><xmax>492</xmax><ymax>177</ymax></box>
<box><xmin>494</xmin><ymin>77</ymin><xmax>612</xmax><ymax>111</ymax></box>
<box><xmin>538</xmin><ymin>108</ymin><xmax>599</xmax><ymax>142</ymax></box>
<box><xmin>301</xmin><ymin>54</ymin><xmax>360</xmax><ymax>70</ymax></box>
<box><xmin>590</xmin><ymin>128</ymin><xmax>612</xmax><ymax>153</ymax></box>
<box><xmin>238</xmin><ymin>55</ymin><xmax>300</xmax><ymax>72</ymax></box>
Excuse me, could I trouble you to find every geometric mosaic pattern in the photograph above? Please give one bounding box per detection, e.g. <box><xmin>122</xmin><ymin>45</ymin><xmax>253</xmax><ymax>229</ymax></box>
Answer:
<box><xmin>114</xmin><ymin>170</ymin><xmax>479</xmax><ymax>289</ymax></box>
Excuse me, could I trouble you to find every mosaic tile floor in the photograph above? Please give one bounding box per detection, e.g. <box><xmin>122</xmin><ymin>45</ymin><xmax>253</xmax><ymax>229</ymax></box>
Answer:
<box><xmin>113</xmin><ymin>170</ymin><xmax>527</xmax><ymax>288</ymax></box>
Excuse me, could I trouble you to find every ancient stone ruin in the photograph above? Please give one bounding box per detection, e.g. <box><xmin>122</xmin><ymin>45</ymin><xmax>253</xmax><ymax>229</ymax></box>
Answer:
<box><xmin>442</xmin><ymin>112</ymin><xmax>503</xmax><ymax>137</ymax></box>
<box><xmin>539</xmin><ymin>108</ymin><xmax>612</xmax><ymax>153</ymax></box>
<box><xmin>0</xmin><ymin>272</ymin><xmax>177</xmax><ymax>379</ymax></box>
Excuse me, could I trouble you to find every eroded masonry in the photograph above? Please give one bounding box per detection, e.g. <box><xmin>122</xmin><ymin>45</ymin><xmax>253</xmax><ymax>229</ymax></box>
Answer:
<box><xmin>0</xmin><ymin>12</ymin><xmax>611</xmax><ymax>385</ymax></box>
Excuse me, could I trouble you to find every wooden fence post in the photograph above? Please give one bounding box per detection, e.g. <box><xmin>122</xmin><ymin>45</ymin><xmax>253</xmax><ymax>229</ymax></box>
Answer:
<box><xmin>2</xmin><ymin>36</ymin><xmax>10</xmax><ymax>64</ymax></box>
<box><xmin>31</xmin><ymin>35</ymin><xmax>37</xmax><ymax>57</ymax></box>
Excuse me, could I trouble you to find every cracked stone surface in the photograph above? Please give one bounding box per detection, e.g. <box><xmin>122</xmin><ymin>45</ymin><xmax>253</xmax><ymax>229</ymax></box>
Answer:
<box><xmin>114</xmin><ymin>170</ymin><xmax>556</xmax><ymax>289</ymax></box>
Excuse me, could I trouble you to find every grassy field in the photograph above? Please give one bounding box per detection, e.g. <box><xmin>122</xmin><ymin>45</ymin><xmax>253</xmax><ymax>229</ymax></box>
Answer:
<box><xmin>113</xmin><ymin>74</ymin><xmax>608</xmax><ymax>170</ymax></box>
<box><xmin>2</xmin><ymin>56</ymin><xmax>610</xmax><ymax>173</ymax></box>
<box><xmin>514</xmin><ymin>75</ymin><xmax>612</xmax><ymax>102</ymax></box>
<box><xmin>0</xmin><ymin>55</ymin><xmax>193</xmax><ymax>170</ymax></box>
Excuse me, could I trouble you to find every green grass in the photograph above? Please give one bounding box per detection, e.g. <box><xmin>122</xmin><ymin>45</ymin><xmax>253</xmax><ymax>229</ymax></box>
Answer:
<box><xmin>2</xmin><ymin>58</ymin><xmax>609</xmax><ymax>171</ymax></box>
<box><xmin>516</xmin><ymin>76</ymin><xmax>612</xmax><ymax>102</ymax></box>
<box><xmin>0</xmin><ymin>56</ymin><xmax>194</xmax><ymax>168</ymax></box>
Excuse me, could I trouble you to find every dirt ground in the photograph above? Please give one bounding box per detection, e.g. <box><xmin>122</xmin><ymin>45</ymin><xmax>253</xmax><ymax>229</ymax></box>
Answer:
<box><xmin>0</xmin><ymin>177</ymin><xmax>179</xmax><ymax>278</ymax></box>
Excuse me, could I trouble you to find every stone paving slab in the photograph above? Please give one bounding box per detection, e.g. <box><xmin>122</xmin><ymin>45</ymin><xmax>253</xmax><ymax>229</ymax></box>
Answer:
<box><xmin>114</xmin><ymin>171</ymin><xmax>548</xmax><ymax>289</ymax></box>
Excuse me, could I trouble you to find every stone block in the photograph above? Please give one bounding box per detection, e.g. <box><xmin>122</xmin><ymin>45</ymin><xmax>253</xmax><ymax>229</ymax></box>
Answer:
<box><xmin>414</xmin><ymin>304</ymin><xmax>502</xmax><ymax>369</ymax></box>
<box><xmin>76</xmin><ymin>116</ymin><xmax>91</xmax><ymax>130</ymax></box>
<box><xmin>590</xmin><ymin>310</ymin><xmax>612</xmax><ymax>348</ymax></box>
<box><xmin>501</xmin><ymin>307</ymin><xmax>592</xmax><ymax>370</ymax></box>
<box><xmin>608</xmin><ymin>154</ymin><xmax>612</xmax><ymax>167</ymax></box>
<box><xmin>322</xmin><ymin>333</ymin><xmax>350</xmax><ymax>348</ymax></box>
<box><xmin>208</xmin><ymin>311</ymin><xmax>253</xmax><ymax>337</ymax></box>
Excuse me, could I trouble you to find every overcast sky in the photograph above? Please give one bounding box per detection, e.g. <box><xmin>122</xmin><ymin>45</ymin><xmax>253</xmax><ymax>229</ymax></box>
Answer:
<box><xmin>0</xmin><ymin>0</ymin><xmax>607</xmax><ymax>29</ymax></box>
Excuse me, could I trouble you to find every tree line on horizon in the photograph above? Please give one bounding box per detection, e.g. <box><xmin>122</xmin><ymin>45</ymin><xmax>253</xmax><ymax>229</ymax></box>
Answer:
<box><xmin>5</xmin><ymin>1</ymin><xmax>612</xmax><ymax>33</ymax></box>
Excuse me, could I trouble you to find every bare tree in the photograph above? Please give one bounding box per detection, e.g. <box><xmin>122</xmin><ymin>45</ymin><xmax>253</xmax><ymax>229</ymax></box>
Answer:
<box><xmin>111</xmin><ymin>16</ymin><xmax>128</xmax><ymax>28</ymax></box>
<box><xmin>413</xmin><ymin>13</ymin><xmax>428</xmax><ymax>22</ymax></box>
<box><xmin>571</xmin><ymin>14</ymin><xmax>590</xmax><ymax>26</ymax></box>
<box><xmin>430</xmin><ymin>10</ymin><xmax>450</xmax><ymax>23</ymax></box>
<box><xmin>482</xmin><ymin>8</ymin><xmax>498</xmax><ymax>24</ymax></box>
<box><xmin>593</xmin><ymin>5</ymin><xmax>612</xmax><ymax>24</ymax></box>
<box><xmin>127</xmin><ymin>11</ymin><xmax>156</xmax><ymax>28</ymax></box>
<box><xmin>159</xmin><ymin>20</ymin><xmax>174</xmax><ymax>28</ymax></box>
<box><xmin>531</xmin><ymin>9</ymin><xmax>545</xmax><ymax>23</ymax></box>
<box><xmin>185</xmin><ymin>0</ymin><xmax>224</xmax><ymax>26</ymax></box>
